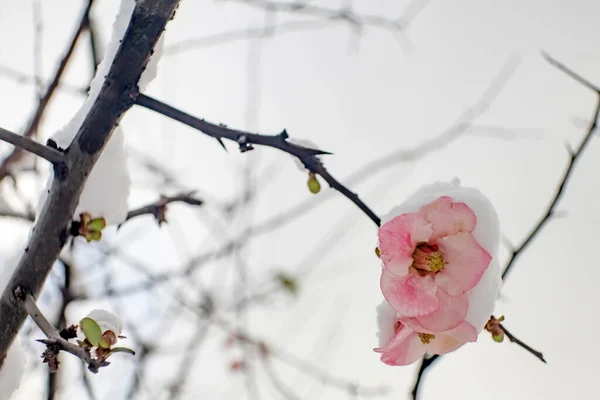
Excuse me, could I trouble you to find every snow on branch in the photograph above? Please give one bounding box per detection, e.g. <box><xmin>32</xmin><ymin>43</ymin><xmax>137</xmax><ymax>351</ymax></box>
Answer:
<box><xmin>0</xmin><ymin>0</ymin><xmax>181</xmax><ymax>369</ymax></box>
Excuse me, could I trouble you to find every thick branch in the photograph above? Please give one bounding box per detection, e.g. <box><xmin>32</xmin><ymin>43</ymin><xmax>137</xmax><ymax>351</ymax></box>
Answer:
<box><xmin>135</xmin><ymin>93</ymin><xmax>381</xmax><ymax>226</ymax></box>
<box><xmin>0</xmin><ymin>0</ymin><xmax>181</xmax><ymax>368</ymax></box>
<box><xmin>0</xmin><ymin>126</ymin><xmax>64</xmax><ymax>164</ymax></box>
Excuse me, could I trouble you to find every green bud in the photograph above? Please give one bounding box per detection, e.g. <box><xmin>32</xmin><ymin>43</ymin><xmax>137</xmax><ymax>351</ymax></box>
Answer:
<box><xmin>87</xmin><ymin>217</ymin><xmax>106</xmax><ymax>232</ymax></box>
<box><xmin>492</xmin><ymin>332</ymin><xmax>505</xmax><ymax>343</ymax></box>
<box><xmin>80</xmin><ymin>318</ymin><xmax>102</xmax><ymax>347</ymax></box>
<box><xmin>307</xmin><ymin>173</ymin><xmax>321</xmax><ymax>194</ymax></box>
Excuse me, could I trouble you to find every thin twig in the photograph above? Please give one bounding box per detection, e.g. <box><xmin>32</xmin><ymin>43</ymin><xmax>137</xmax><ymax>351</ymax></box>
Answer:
<box><xmin>499</xmin><ymin>323</ymin><xmax>546</xmax><ymax>363</ymax></box>
<box><xmin>124</xmin><ymin>192</ymin><xmax>203</xmax><ymax>224</ymax></box>
<box><xmin>502</xmin><ymin>56</ymin><xmax>600</xmax><ymax>280</ymax></box>
<box><xmin>135</xmin><ymin>93</ymin><xmax>381</xmax><ymax>226</ymax></box>
<box><xmin>0</xmin><ymin>126</ymin><xmax>64</xmax><ymax>164</ymax></box>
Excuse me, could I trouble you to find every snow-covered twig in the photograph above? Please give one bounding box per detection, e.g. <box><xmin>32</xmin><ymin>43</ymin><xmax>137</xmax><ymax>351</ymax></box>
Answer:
<box><xmin>0</xmin><ymin>126</ymin><xmax>64</xmax><ymax>164</ymax></box>
<box><xmin>18</xmin><ymin>290</ymin><xmax>109</xmax><ymax>373</ymax></box>
<box><xmin>0</xmin><ymin>0</ymin><xmax>181</xmax><ymax>369</ymax></box>
<box><xmin>134</xmin><ymin>93</ymin><xmax>381</xmax><ymax>226</ymax></box>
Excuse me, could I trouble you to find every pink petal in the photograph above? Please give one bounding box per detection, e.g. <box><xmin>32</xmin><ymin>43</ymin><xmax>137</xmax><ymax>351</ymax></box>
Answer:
<box><xmin>444</xmin><ymin>321</ymin><xmax>478</xmax><ymax>343</ymax></box>
<box><xmin>413</xmin><ymin>289</ymin><xmax>468</xmax><ymax>332</ymax></box>
<box><xmin>419</xmin><ymin>197</ymin><xmax>476</xmax><ymax>240</ymax></box>
<box><xmin>378</xmin><ymin>213</ymin><xmax>433</xmax><ymax>277</ymax></box>
<box><xmin>422</xmin><ymin>332</ymin><xmax>467</xmax><ymax>355</ymax></box>
<box><xmin>374</xmin><ymin>323</ymin><xmax>425</xmax><ymax>366</ymax></box>
<box><xmin>381</xmin><ymin>268</ymin><xmax>438</xmax><ymax>317</ymax></box>
<box><xmin>435</xmin><ymin>232</ymin><xmax>492</xmax><ymax>295</ymax></box>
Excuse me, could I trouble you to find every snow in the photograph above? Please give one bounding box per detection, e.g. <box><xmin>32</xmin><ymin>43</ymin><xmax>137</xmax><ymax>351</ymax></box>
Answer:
<box><xmin>36</xmin><ymin>0</ymin><xmax>165</xmax><ymax>225</ymax></box>
<box><xmin>381</xmin><ymin>179</ymin><xmax>502</xmax><ymax>332</ymax></box>
<box><xmin>85</xmin><ymin>309</ymin><xmax>123</xmax><ymax>336</ymax></box>
<box><xmin>0</xmin><ymin>254</ymin><xmax>26</xmax><ymax>399</ymax></box>
<box><xmin>376</xmin><ymin>300</ymin><xmax>397</xmax><ymax>348</ymax></box>
<box><xmin>287</xmin><ymin>138</ymin><xmax>323</xmax><ymax>171</ymax></box>
<box><xmin>0</xmin><ymin>341</ymin><xmax>26</xmax><ymax>400</ymax></box>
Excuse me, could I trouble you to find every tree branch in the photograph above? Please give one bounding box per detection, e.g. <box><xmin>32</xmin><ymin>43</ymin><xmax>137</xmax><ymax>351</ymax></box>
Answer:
<box><xmin>502</xmin><ymin>56</ymin><xmax>600</xmax><ymax>280</ymax></box>
<box><xmin>0</xmin><ymin>0</ymin><xmax>97</xmax><ymax>182</ymax></box>
<box><xmin>499</xmin><ymin>323</ymin><xmax>546</xmax><ymax>363</ymax></box>
<box><xmin>124</xmin><ymin>191</ymin><xmax>203</xmax><ymax>224</ymax></box>
<box><xmin>0</xmin><ymin>126</ymin><xmax>64</xmax><ymax>164</ymax></box>
<box><xmin>0</xmin><ymin>0</ymin><xmax>181</xmax><ymax>369</ymax></box>
<box><xmin>19</xmin><ymin>290</ymin><xmax>108</xmax><ymax>373</ymax></box>
<box><xmin>135</xmin><ymin>93</ymin><xmax>381</xmax><ymax>226</ymax></box>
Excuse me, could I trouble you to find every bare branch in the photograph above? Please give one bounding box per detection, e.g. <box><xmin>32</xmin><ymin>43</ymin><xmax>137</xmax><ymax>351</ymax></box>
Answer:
<box><xmin>499</xmin><ymin>323</ymin><xmax>546</xmax><ymax>363</ymax></box>
<box><xmin>135</xmin><ymin>93</ymin><xmax>381</xmax><ymax>226</ymax></box>
<box><xmin>124</xmin><ymin>192</ymin><xmax>204</xmax><ymax>224</ymax></box>
<box><xmin>502</xmin><ymin>57</ymin><xmax>600</xmax><ymax>280</ymax></box>
<box><xmin>0</xmin><ymin>126</ymin><xmax>64</xmax><ymax>164</ymax></box>
<box><xmin>542</xmin><ymin>52</ymin><xmax>600</xmax><ymax>93</ymax></box>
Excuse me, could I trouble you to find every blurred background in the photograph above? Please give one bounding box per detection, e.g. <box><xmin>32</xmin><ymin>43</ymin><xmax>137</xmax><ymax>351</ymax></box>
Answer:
<box><xmin>0</xmin><ymin>0</ymin><xmax>599</xmax><ymax>399</ymax></box>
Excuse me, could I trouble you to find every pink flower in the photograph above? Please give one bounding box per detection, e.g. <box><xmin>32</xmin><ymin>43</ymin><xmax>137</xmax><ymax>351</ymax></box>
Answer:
<box><xmin>379</xmin><ymin>196</ymin><xmax>491</xmax><ymax>332</ymax></box>
<box><xmin>374</xmin><ymin>181</ymin><xmax>502</xmax><ymax>366</ymax></box>
<box><xmin>374</xmin><ymin>301</ymin><xmax>476</xmax><ymax>366</ymax></box>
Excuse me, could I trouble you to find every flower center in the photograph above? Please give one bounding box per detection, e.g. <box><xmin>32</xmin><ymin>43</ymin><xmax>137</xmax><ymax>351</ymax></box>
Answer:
<box><xmin>418</xmin><ymin>333</ymin><xmax>436</xmax><ymax>344</ymax></box>
<box><xmin>412</xmin><ymin>244</ymin><xmax>446</xmax><ymax>272</ymax></box>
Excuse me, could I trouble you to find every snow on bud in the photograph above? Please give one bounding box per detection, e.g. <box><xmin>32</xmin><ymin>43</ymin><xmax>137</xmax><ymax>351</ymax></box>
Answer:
<box><xmin>79</xmin><ymin>309</ymin><xmax>134</xmax><ymax>363</ymax></box>
<box><xmin>375</xmin><ymin>179</ymin><xmax>501</xmax><ymax>366</ymax></box>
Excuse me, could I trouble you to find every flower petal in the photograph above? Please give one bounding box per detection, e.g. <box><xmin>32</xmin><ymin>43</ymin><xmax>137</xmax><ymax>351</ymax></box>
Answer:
<box><xmin>378</xmin><ymin>213</ymin><xmax>433</xmax><ymax>277</ymax></box>
<box><xmin>413</xmin><ymin>289</ymin><xmax>468</xmax><ymax>332</ymax></box>
<box><xmin>435</xmin><ymin>232</ymin><xmax>491</xmax><ymax>295</ymax></box>
<box><xmin>422</xmin><ymin>332</ymin><xmax>467</xmax><ymax>355</ymax></box>
<box><xmin>419</xmin><ymin>196</ymin><xmax>476</xmax><ymax>240</ymax></box>
<box><xmin>374</xmin><ymin>322</ymin><xmax>425</xmax><ymax>366</ymax></box>
<box><xmin>381</xmin><ymin>268</ymin><xmax>438</xmax><ymax>317</ymax></box>
<box><xmin>444</xmin><ymin>321</ymin><xmax>478</xmax><ymax>343</ymax></box>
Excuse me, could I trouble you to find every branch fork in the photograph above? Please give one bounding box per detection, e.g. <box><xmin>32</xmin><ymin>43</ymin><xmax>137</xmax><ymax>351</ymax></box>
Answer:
<box><xmin>16</xmin><ymin>288</ymin><xmax>109</xmax><ymax>373</ymax></box>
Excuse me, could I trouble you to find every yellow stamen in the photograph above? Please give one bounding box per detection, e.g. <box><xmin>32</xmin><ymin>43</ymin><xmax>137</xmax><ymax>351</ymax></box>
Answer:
<box><xmin>427</xmin><ymin>251</ymin><xmax>445</xmax><ymax>272</ymax></box>
<box><xmin>418</xmin><ymin>333</ymin><xmax>435</xmax><ymax>344</ymax></box>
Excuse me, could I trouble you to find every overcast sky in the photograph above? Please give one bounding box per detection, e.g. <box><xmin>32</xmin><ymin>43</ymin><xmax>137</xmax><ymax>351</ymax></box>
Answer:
<box><xmin>1</xmin><ymin>1</ymin><xmax>600</xmax><ymax>399</ymax></box>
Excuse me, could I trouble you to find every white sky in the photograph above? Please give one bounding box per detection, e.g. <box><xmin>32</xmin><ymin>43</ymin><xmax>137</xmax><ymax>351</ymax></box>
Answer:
<box><xmin>1</xmin><ymin>0</ymin><xmax>600</xmax><ymax>399</ymax></box>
